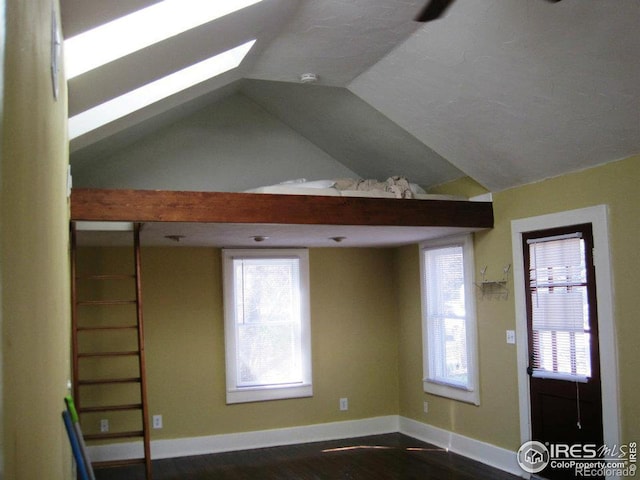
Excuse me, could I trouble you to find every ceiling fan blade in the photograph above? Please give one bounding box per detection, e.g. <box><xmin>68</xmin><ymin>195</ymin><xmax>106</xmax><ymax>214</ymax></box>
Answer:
<box><xmin>415</xmin><ymin>0</ymin><xmax>456</xmax><ymax>22</ymax></box>
<box><xmin>415</xmin><ymin>0</ymin><xmax>560</xmax><ymax>22</ymax></box>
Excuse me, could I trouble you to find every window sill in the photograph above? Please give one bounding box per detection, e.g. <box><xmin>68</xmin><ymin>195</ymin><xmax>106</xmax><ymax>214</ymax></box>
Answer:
<box><xmin>226</xmin><ymin>384</ymin><xmax>313</xmax><ymax>404</ymax></box>
<box><xmin>423</xmin><ymin>380</ymin><xmax>480</xmax><ymax>406</ymax></box>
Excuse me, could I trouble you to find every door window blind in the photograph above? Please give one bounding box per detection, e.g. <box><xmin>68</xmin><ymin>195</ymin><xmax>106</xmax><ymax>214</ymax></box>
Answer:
<box><xmin>527</xmin><ymin>234</ymin><xmax>592</xmax><ymax>382</ymax></box>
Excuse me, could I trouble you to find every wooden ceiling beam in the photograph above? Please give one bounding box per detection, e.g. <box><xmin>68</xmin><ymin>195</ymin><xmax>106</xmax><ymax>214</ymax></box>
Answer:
<box><xmin>70</xmin><ymin>188</ymin><xmax>493</xmax><ymax>229</ymax></box>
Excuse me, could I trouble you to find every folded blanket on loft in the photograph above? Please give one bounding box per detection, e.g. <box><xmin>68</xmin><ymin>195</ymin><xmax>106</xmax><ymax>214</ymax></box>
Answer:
<box><xmin>334</xmin><ymin>176</ymin><xmax>415</xmax><ymax>199</ymax></box>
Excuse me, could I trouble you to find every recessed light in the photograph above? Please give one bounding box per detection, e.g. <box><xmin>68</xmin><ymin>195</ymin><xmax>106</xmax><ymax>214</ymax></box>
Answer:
<box><xmin>299</xmin><ymin>73</ymin><xmax>318</xmax><ymax>84</ymax></box>
<box><xmin>165</xmin><ymin>235</ymin><xmax>185</xmax><ymax>242</ymax></box>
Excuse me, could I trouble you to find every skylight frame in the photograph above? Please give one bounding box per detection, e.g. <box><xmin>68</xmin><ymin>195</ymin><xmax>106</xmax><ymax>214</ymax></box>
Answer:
<box><xmin>64</xmin><ymin>0</ymin><xmax>263</xmax><ymax>79</ymax></box>
<box><xmin>68</xmin><ymin>39</ymin><xmax>256</xmax><ymax>139</ymax></box>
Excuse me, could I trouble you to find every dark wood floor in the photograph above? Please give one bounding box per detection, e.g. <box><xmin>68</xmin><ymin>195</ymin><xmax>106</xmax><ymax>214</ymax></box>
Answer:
<box><xmin>93</xmin><ymin>433</ymin><xmax>522</xmax><ymax>480</ymax></box>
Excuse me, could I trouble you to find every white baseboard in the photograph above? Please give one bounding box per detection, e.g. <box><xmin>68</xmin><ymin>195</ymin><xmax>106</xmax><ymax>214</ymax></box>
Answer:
<box><xmin>398</xmin><ymin>417</ymin><xmax>526</xmax><ymax>478</ymax></box>
<box><xmin>87</xmin><ymin>415</ymin><xmax>399</xmax><ymax>462</ymax></box>
<box><xmin>87</xmin><ymin>415</ymin><xmax>525</xmax><ymax>478</ymax></box>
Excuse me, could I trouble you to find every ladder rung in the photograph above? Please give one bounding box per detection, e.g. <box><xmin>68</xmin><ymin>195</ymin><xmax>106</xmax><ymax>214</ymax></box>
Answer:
<box><xmin>84</xmin><ymin>430</ymin><xmax>144</xmax><ymax>441</ymax></box>
<box><xmin>77</xmin><ymin>300</ymin><xmax>137</xmax><ymax>306</ymax></box>
<box><xmin>78</xmin><ymin>351</ymin><xmax>140</xmax><ymax>358</ymax></box>
<box><xmin>76</xmin><ymin>274</ymin><xmax>136</xmax><ymax>281</ymax></box>
<box><xmin>79</xmin><ymin>403</ymin><xmax>143</xmax><ymax>413</ymax></box>
<box><xmin>77</xmin><ymin>325</ymin><xmax>138</xmax><ymax>331</ymax></box>
<box><xmin>92</xmin><ymin>458</ymin><xmax>147</xmax><ymax>469</ymax></box>
<box><xmin>78</xmin><ymin>377</ymin><xmax>141</xmax><ymax>386</ymax></box>
<box><xmin>71</xmin><ymin>222</ymin><xmax>151</xmax><ymax>478</ymax></box>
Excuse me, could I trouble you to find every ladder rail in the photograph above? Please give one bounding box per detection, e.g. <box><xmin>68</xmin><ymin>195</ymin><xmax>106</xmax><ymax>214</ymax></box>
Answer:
<box><xmin>134</xmin><ymin>223</ymin><xmax>153</xmax><ymax>479</ymax></box>
<box><xmin>70</xmin><ymin>221</ymin><xmax>153</xmax><ymax>480</ymax></box>
<box><xmin>70</xmin><ymin>223</ymin><xmax>81</xmax><ymax>410</ymax></box>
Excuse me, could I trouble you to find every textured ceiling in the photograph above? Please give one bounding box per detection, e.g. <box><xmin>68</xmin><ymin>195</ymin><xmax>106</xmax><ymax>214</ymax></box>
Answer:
<box><xmin>62</xmin><ymin>0</ymin><xmax>640</xmax><ymax>192</ymax></box>
<box><xmin>76</xmin><ymin>221</ymin><xmax>482</xmax><ymax>249</ymax></box>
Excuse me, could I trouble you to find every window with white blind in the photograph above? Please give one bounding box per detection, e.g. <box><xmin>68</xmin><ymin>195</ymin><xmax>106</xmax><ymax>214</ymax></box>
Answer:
<box><xmin>526</xmin><ymin>232</ymin><xmax>592</xmax><ymax>382</ymax></box>
<box><xmin>222</xmin><ymin>249</ymin><xmax>312</xmax><ymax>404</ymax></box>
<box><xmin>420</xmin><ymin>235</ymin><xmax>479</xmax><ymax>405</ymax></box>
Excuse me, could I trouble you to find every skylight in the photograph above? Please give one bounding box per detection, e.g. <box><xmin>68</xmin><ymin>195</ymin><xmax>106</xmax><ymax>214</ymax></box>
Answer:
<box><xmin>65</xmin><ymin>0</ymin><xmax>263</xmax><ymax>79</ymax></box>
<box><xmin>68</xmin><ymin>40</ymin><xmax>256</xmax><ymax>139</ymax></box>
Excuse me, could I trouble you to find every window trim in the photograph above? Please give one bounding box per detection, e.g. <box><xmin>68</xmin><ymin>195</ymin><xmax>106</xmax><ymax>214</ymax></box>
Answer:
<box><xmin>419</xmin><ymin>234</ymin><xmax>480</xmax><ymax>405</ymax></box>
<box><xmin>222</xmin><ymin>248</ymin><xmax>312</xmax><ymax>404</ymax></box>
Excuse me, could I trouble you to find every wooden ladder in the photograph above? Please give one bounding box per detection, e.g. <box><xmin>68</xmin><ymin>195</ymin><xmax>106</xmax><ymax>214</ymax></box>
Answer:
<box><xmin>71</xmin><ymin>222</ymin><xmax>152</xmax><ymax>479</ymax></box>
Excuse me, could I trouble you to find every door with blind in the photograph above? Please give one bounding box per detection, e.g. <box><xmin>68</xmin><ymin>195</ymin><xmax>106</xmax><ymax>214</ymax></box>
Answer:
<box><xmin>523</xmin><ymin>224</ymin><xmax>603</xmax><ymax>480</ymax></box>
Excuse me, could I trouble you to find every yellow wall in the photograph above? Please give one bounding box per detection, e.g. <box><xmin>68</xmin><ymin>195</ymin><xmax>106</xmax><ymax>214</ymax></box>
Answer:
<box><xmin>74</xmin><ymin>155</ymin><xmax>639</xmax><ymax>460</ymax></box>
<box><xmin>397</xmin><ymin>154</ymin><xmax>640</xmax><ymax>449</ymax></box>
<box><xmin>75</xmin><ymin>155</ymin><xmax>640</xmax><ymax>454</ymax></box>
<box><xmin>1</xmin><ymin>0</ymin><xmax>71</xmax><ymax>478</ymax></box>
<box><xmin>76</xmin><ymin>247</ymin><xmax>400</xmax><ymax>439</ymax></box>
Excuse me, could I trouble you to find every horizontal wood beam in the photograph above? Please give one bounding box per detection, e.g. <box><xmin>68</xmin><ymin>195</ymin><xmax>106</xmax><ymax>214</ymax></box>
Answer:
<box><xmin>70</xmin><ymin>188</ymin><xmax>493</xmax><ymax>229</ymax></box>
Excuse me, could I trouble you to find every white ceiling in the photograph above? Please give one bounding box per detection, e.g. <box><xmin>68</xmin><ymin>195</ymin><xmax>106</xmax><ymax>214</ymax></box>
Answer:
<box><xmin>62</xmin><ymin>0</ymin><xmax>640</xmax><ymax>192</ymax></box>
<box><xmin>75</xmin><ymin>221</ymin><xmax>483</xmax><ymax>249</ymax></box>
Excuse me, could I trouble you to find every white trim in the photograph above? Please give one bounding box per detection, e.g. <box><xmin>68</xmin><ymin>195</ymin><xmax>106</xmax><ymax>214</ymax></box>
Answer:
<box><xmin>470</xmin><ymin>192</ymin><xmax>493</xmax><ymax>202</ymax></box>
<box><xmin>221</xmin><ymin>248</ymin><xmax>312</xmax><ymax>404</ymax></box>
<box><xmin>398</xmin><ymin>417</ymin><xmax>526</xmax><ymax>478</ymax></box>
<box><xmin>86</xmin><ymin>415</ymin><xmax>399</xmax><ymax>462</ymax></box>
<box><xmin>86</xmin><ymin>416</ymin><xmax>526</xmax><ymax>478</ymax></box>
<box><xmin>510</xmin><ymin>205</ymin><xmax>620</xmax><ymax>473</ymax></box>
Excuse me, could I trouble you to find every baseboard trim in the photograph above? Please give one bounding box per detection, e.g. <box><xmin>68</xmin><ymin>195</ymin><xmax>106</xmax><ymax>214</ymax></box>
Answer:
<box><xmin>87</xmin><ymin>415</ymin><xmax>525</xmax><ymax>478</ymax></box>
<box><xmin>87</xmin><ymin>415</ymin><xmax>399</xmax><ymax>462</ymax></box>
<box><xmin>398</xmin><ymin>417</ymin><xmax>525</xmax><ymax>478</ymax></box>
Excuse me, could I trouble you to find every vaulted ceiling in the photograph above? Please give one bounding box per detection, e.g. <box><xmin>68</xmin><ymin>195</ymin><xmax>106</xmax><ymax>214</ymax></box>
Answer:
<box><xmin>62</xmin><ymin>0</ymin><xmax>640</xmax><ymax>192</ymax></box>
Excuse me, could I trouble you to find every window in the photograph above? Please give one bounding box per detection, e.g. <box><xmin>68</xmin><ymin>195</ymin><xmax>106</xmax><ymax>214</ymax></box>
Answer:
<box><xmin>222</xmin><ymin>249</ymin><xmax>312</xmax><ymax>403</ymax></box>
<box><xmin>420</xmin><ymin>235</ymin><xmax>479</xmax><ymax>404</ymax></box>
<box><xmin>68</xmin><ymin>40</ymin><xmax>256</xmax><ymax>139</ymax></box>
<box><xmin>524</xmin><ymin>227</ymin><xmax>594</xmax><ymax>382</ymax></box>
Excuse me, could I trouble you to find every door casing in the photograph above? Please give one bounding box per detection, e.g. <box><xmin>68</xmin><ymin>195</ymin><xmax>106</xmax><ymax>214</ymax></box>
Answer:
<box><xmin>510</xmin><ymin>205</ymin><xmax>620</xmax><ymax>471</ymax></box>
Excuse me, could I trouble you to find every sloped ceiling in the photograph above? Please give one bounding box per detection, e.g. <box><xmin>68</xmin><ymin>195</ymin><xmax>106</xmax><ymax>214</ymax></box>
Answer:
<box><xmin>62</xmin><ymin>0</ymin><xmax>640</xmax><ymax>192</ymax></box>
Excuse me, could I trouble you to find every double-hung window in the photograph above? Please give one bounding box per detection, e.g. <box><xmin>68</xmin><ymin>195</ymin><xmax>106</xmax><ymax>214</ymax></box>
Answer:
<box><xmin>222</xmin><ymin>249</ymin><xmax>312</xmax><ymax>404</ymax></box>
<box><xmin>420</xmin><ymin>235</ymin><xmax>480</xmax><ymax>405</ymax></box>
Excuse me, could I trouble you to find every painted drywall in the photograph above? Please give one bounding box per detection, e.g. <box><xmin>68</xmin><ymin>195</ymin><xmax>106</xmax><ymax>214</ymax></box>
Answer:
<box><xmin>427</xmin><ymin>176</ymin><xmax>489</xmax><ymax>198</ymax></box>
<box><xmin>70</xmin><ymin>93</ymin><xmax>360</xmax><ymax>192</ymax></box>
<box><xmin>1</xmin><ymin>1</ymin><xmax>71</xmax><ymax>479</ymax></box>
<box><xmin>75</xmin><ymin>247</ymin><xmax>400</xmax><ymax>439</ymax></box>
<box><xmin>73</xmin><ymin>155</ymin><xmax>639</xmax><ymax>456</ymax></box>
<box><xmin>396</xmin><ymin>154</ymin><xmax>640</xmax><ymax>450</ymax></box>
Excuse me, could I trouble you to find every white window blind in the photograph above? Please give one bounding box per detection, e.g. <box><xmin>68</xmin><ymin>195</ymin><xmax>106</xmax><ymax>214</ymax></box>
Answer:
<box><xmin>527</xmin><ymin>234</ymin><xmax>592</xmax><ymax>382</ymax></box>
<box><xmin>233</xmin><ymin>257</ymin><xmax>302</xmax><ymax>387</ymax></box>
<box><xmin>424</xmin><ymin>245</ymin><xmax>469</xmax><ymax>389</ymax></box>
<box><xmin>420</xmin><ymin>234</ymin><xmax>479</xmax><ymax>405</ymax></box>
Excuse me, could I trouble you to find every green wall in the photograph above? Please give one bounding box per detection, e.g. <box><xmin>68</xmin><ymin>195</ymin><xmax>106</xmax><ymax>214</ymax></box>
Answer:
<box><xmin>1</xmin><ymin>0</ymin><xmax>71</xmax><ymax>478</ymax></box>
<box><xmin>397</xmin><ymin>154</ymin><xmax>640</xmax><ymax>449</ymax></box>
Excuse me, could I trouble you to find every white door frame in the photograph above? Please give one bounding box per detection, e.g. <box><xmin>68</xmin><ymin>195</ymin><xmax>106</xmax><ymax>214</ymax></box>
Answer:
<box><xmin>511</xmin><ymin>205</ymin><xmax>621</xmax><ymax>453</ymax></box>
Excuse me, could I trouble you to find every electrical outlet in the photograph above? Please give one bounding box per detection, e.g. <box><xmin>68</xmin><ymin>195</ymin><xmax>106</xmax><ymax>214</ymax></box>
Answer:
<box><xmin>506</xmin><ymin>330</ymin><xmax>516</xmax><ymax>344</ymax></box>
<box><xmin>152</xmin><ymin>414</ymin><xmax>163</xmax><ymax>429</ymax></box>
<box><xmin>423</xmin><ymin>401</ymin><xmax>429</xmax><ymax>413</ymax></box>
<box><xmin>100</xmin><ymin>419</ymin><xmax>109</xmax><ymax>433</ymax></box>
<box><xmin>339</xmin><ymin>398</ymin><xmax>348</xmax><ymax>411</ymax></box>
